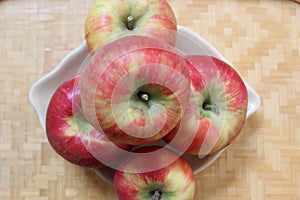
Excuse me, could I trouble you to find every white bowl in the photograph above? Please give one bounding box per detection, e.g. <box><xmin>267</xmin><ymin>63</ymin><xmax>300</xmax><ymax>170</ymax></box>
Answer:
<box><xmin>29</xmin><ymin>25</ymin><xmax>260</xmax><ymax>184</ymax></box>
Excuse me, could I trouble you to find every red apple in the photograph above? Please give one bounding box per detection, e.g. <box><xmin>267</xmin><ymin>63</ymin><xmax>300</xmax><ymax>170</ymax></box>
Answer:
<box><xmin>46</xmin><ymin>75</ymin><xmax>132</xmax><ymax>168</ymax></box>
<box><xmin>164</xmin><ymin>55</ymin><xmax>248</xmax><ymax>156</ymax></box>
<box><xmin>85</xmin><ymin>0</ymin><xmax>177</xmax><ymax>53</ymax></box>
<box><xmin>114</xmin><ymin>146</ymin><xmax>195</xmax><ymax>200</ymax></box>
<box><xmin>80</xmin><ymin>35</ymin><xmax>191</xmax><ymax>146</ymax></box>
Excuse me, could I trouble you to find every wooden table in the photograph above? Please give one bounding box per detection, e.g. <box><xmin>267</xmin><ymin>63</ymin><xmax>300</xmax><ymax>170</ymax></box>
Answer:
<box><xmin>1</xmin><ymin>0</ymin><xmax>299</xmax><ymax>199</ymax></box>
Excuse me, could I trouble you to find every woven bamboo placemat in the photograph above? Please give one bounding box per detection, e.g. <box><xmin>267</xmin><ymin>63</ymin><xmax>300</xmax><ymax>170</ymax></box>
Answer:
<box><xmin>0</xmin><ymin>0</ymin><xmax>299</xmax><ymax>199</ymax></box>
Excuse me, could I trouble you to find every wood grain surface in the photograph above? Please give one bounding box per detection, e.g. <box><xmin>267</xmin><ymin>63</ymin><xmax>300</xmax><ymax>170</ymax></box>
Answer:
<box><xmin>1</xmin><ymin>0</ymin><xmax>299</xmax><ymax>199</ymax></box>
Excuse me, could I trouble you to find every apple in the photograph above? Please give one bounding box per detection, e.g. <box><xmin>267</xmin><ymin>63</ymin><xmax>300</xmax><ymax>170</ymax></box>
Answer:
<box><xmin>80</xmin><ymin>35</ymin><xmax>191</xmax><ymax>146</ymax></box>
<box><xmin>114</xmin><ymin>146</ymin><xmax>195</xmax><ymax>200</ymax></box>
<box><xmin>85</xmin><ymin>0</ymin><xmax>177</xmax><ymax>53</ymax></box>
<box><xmin>45</xmin><ymin>75</ymin><xmax>132</xmax><ymax>168</ymax></box>
<box><xmin>164</xmin><ymin>55</ymin><xmax>248</xmax><ymax>156</ymax></box>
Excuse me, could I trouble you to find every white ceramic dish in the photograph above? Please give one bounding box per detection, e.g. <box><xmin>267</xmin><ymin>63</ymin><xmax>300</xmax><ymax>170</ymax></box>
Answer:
<box><xmin>29</xmin><ymin>25</ymin><xmax>260</xmax><ymax>184</ymax></box>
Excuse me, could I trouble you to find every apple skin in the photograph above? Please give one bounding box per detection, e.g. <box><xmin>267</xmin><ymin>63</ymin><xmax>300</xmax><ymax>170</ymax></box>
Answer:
<box><xmin>114</xmin><ymin>146</ymin><xmax>195</xmax><ymax>200</ymax></box>
<box><xmin>46</xmin><ymin>75</ymin><xmax>132</xmax><ymax>168</ymax></box>
<box><xmin>80</xmin><ymin>35</ymin><xmax>191</xmax><ymax>146</ymax></box>
<box><xmin>164</xmin><ymin>56</ymin><xmax>248</xmax><ymax>156</ymax></box>
<box><xmin>85</xmin><ymin>0</ymin><xmax>177</xmax><ymax>53</ymax></box>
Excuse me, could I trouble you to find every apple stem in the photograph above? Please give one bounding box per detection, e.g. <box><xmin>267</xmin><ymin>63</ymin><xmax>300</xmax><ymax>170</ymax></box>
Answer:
<box><xmin>204</xmin><ymin>103</ymin><xmax>220</xmax><ymax>114</ymax></box>
<box><xmin>151</xmin><ymin>190</ymin><xmax>162</xmax><ymax>200</ymax></box>
<box><xmin>127</xmin><ymin>15</ymin><xmax>135</xmax><ymax>30</ymax></box>
<box><xmin>138</xmin><ymin>91</ymin><xmax>149</xmax><ymax>102</ymax></box>
<box><xmin>141</xmin><ymin>94</ymin><xmax>149</xmax><ymax>101</ymax></box>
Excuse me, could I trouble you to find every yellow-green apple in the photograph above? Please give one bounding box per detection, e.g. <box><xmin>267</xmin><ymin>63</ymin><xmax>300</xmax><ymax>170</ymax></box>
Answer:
<box><xmin>80</xmin><ymin>35</ymin><xmax>191</xmax><ymax>146</ymax></box>
<box><xmin>45</xmin><ymin>75</ymin><xmax>132</xmax><ymax>168</ymax></box>
<box><xmin>114</xmin><ymin>146</ymin><xmax>195</xmax><ymax>200</ymax></box>
<box><xmin>85</xmin><ymin>0</ymin><xmax>177</xmax><ymax>53</ymax></box>
<box><xmin>164</xmin><ymin>56</ymin><xmax>248</xmax><ymax>156</ymax></box>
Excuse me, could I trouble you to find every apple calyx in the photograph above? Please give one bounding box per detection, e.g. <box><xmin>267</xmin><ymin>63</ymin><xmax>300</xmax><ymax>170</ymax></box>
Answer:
<box><xmin>126</xmin><ymin>16</ymin><xmax>135</xmax><ymax>30</ymax></box>
<box><xmin>151</xmin><ymin>189</ymin><xmax>162</xmax><ymax>200</ymax></box>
